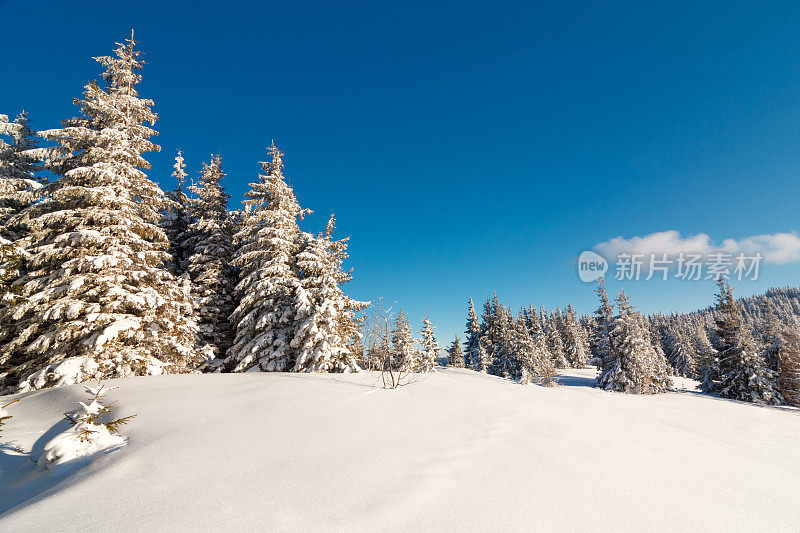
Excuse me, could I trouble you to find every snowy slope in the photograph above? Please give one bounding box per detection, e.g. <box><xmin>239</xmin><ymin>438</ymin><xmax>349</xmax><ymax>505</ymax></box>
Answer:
<box><xmin>1</xmin><ymin>368</ymin><xmax>799</xmax><ymax>531</ymax></box>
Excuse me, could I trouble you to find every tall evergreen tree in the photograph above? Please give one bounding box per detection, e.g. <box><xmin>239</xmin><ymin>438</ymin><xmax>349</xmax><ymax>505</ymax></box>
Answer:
<box><xmin>485</xmin><ymin>295</ymin><xmax>513</xmax><ymax>378</ymax></box>
<box><xmin>664</xmin><ymin>326</ymin><xmax>697</xmax><ymax>378</ymax></box>
<box><xmin>391</xmin><ymin>309</ymin><xmax>417</xmax><ymax>370</ymax></box>
<box><xmin>464</xmin><ymin>297</ymin><xmax>481</xmax><ymax>370</ymax></box>
<box><xmin>501</xmin><ymin>313</ymin><xmax>528</xmax><ymax>381</ymax></box>
<box><xmin>543</xmin><ymin>308</ymin><xmax>568</xmax><ymax>368</ymax></box>
<box><xmin>510</xmin><ymin>308</ymin><xmax>556</xmax><ymax>384</ymax></box>
<box><xmin>184</xmin><ymin>155</ymin><xmax>235</xmax><ymax>361</ymax></box>
<box><xmin>291</xmin><ymin>215</ymin><xmax>365</xmax><ymax>373</ymax></box>
<box><xmin>522</xmin><ymin>307</ymin><xmax>555</xmax><ymax>374</ymax></box>
<box><xmin>162</xmin><ymin>150</ymin><xmax>191</xmax><ymax>274</ymax></box>
<box><xmin>597</xmin><ymin>290</ymin><xmax>671</xmax><ymax>394</ymax></box>
<box><xmin>475</xmin><ymin>296</ymin><xmax>496</xmax><ymax>372</ymax></box>
<box><xmin>714</xmin><ymin>279</ymin><xmax>782</xmax><ymax>404</ymax></box>
<box><xmin>321</xmin><ymin>215</ymin><xmax>369</xmax><ymax>366</ymax></box>
<box><xmin>561</xmin><ymin>302</ymin><xmax>588</xmax><ymax>368</ymax></box>
<box><xmin>223</xmin><ymin>143</ymin><xmax>308</xmax><ymax>372</ymax></box>
<box><xmin>0</xmin><ymin>34</ymin><xmax>200</xmax><ymax>392</ymax></box>
<box><xmin>447</xmin><ymin>335</ymin><xmax>464</xmax><ymax>368</ymax></box>
<box><xmin>475</xmin><ymin>338</ymin><xmax>492</xmax><ymax>373</ymax></box>
<box><xmin>589</xmin><ymin>278</ymin><xmax>613</xmax><ymax>368</ymax></box>
<box><xmin>694</xmin><ymin>324</ymin><xmax>719</xmax><ymax>393</ymax></box>
<box><xmin>418</xmin><ymin>313</ymin><xmax>440</xmax><ymax>372</ymax></box>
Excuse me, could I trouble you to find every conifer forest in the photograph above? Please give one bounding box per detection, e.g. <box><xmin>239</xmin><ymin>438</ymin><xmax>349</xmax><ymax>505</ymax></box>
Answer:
<box><xmin>2</xmin><ymin>10</ymin><xmax>799</xmax><ymax>531</ymax></box>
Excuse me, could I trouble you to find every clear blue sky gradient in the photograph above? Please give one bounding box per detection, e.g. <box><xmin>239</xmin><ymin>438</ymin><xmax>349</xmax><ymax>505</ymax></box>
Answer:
<box><xmin>2</xmin><ymin>1</ymin><xmax>800</xmax><ymax>344</ymax></box>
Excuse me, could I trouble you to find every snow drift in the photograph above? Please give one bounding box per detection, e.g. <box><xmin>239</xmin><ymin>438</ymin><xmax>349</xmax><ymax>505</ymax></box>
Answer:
<box><xmin>1</xmin><ymin>368</ymin><xmax>798</xmax><ymax>531</ymax></box>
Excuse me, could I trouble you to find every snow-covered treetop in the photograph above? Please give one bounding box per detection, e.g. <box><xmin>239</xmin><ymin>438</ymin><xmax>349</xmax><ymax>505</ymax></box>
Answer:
<box><xmin>172</xmin><ymin>149</ymin><xmax>188</xmax><ymax>189</ymax></box>
<box><xmin>39</xmin><ymin>29</ymin><xmax>164</xmax><ymax>223</ymax></box>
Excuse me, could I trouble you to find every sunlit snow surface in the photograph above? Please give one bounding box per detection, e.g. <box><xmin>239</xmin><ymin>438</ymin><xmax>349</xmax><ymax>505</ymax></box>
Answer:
<box><xmin>1</xmin><ymin>368</ymin><xmax>798</xmax><ymax>531</ymax></box>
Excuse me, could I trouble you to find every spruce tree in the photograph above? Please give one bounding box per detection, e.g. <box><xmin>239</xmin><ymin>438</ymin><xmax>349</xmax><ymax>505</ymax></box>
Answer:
<box><xmin>464</xmin><ymin>297</ymin><xmax>481</xmax><ymax>370</ymax></box>
<box><xmin>714</xmin><ymin>279</ymin><xmax>782</xmax><ymax>404</ymax></box>
<box><xmin>523</xmin><ymin>306</ymin><xmax>557</xmax><ymax>383</ymax></box>
<box><xmin>509</xmin><ymin>309</ymin><xmax>556</xmax><ymax>384</ymax></box>
<box><xmin>589</xmin><ymin>278</ymin><xmax>613</xmax><ymax>368</ymax></box>
<box><xmin>544</xmin><ymin>308</ymin><xmax>568</xmax><ymax>368</ymax></box>
<box><xmin>162</xmin><ymin>150</ymin><xmax>191</xmax><ymax>274</ymax></box>
<box><xmin>597</xmin><ymin>290</ymin><xmax>671</xmax><ymax>394</ymax></box>
<box><xmin>321</xmin><ymin>215</ymin><xmax>369</xmax><ymax>365</ymax></box>
<box><xmin>475</xmin><ymin>338</ymin><xmax>492</xmax><ymax>373</ymax></box>
<box><xmin>502</xmin><ymin>314</ymin><xmax>528</xmax><ymax>381</ymax></box>
<box><xmin>418</xmin><ymin>313</ymin><xmax>440</xmax><ymax>372</ymax></box>
<box><xmin>0</xmin><ymin>34</ymin><xmax>200</xmax><ymax>392</ymax></box>
<box><xmin>291</xmin><ymin>215</ymin><xmax>365</xmax><ymax>373</ymax></box>
<box><xmin>391</xmin><ymin>309</ymin><xmax>417</xmax><ymax>370</ymax></box>
<box><xmin>184</xmin><ymin>155</ymin><xmax>235</xmax><ymax>361</ymax></box>
<box><xmin>475</xmin><ymin>296</ymin><xmax>496</xmax><ymax>372</ymax></box>
<box><xmin>486</xmin><ymin>295</ymin><xmax>513</xmax><ymax>378</ymax></box>
<box><xmin>694</xmin><ymin>325</ymin><xmax>719</xmax><ymax>393</ymax></box>
<box><xmin>223</xmin><ymin>143</ymin><xmax>308</xmax><ymax>372</ymax></box>
<box><xmin>561</xmin><ymin>302</ymin><xmax>588</xmax><ymax>368</ymax></box>
<box><xmin>447</xmin><ymin>335</ymin><xmax>464</xmax><ymax>368</ymax></box>
<box><xmin>664</xmin><ymin>325</ymin><xmax>697</xmax><ymax>378</ymax></box>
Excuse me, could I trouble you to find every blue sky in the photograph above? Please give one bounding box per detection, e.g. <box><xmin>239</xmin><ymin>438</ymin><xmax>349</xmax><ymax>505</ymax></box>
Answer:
<box><xmin>2</xmin><ymin>0</ymin><xmax>800</xmax><ymax>344</ymax></box>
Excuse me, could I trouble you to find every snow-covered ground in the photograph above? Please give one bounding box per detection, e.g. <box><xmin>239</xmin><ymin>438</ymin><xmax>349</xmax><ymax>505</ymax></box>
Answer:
<box><xmin>1</xmin><ymin>368</ymin><xmax>798</xmax><ymax>531</ymax></box>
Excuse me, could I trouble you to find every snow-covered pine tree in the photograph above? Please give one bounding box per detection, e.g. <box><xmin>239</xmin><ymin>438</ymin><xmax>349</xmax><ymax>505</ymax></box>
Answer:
<box><xmin>222</xmin><ymin>143</ymin><xmax>309</xmax><ymax>372</ymax></box>
<box><xmin>693</xmin><ymin>324</ymin><xmax>719</xmax><ymax>393</ymax></box>
<box><xmin>476</xmin><ymin>338</ymin><xmax>492</xmax><ymax>373</ymax></box>
<box><xmin>291</xmin><ymin>215</ymin><xmax>366</xmax><ymax>373</ymax></box>
<box><xmin>714</xmin><ymin>279</ymin><xmax>782</xmax><ymax>404</ymax></box>
<box><xmin>486</xmin><ymin>295</ymin><xmax>514</xmax><ymax>378</ymax></box>
<box><xmin>759</xmin><ymin>301</ymin><xmax>783</xmax><ymax>372</ymax></box>
<box><xmin>318</xmin><ymin>215</ymin><xmax>369</xmax><ymax>365</ymax></box>
<box><xmin>475</xmin><ymin>296</ymin><xmax>497</xmax><ymax>372</ymax></box>
<box><xmin>543</xmin><ymin>308</ymin><xmax>569</xmax><ymax>368</ymax></box>
<box><xmin>589</xmin><ymin>278</ymin><xmax>613</xmax><ymax>368</ymax></box>
<box><xmin>662</xmin><ymin>324</ymin><xmax>696</xmax><ymax>378</ymax></box>
<box><xmin>509</xmin><ymin>308</ymin><xmax>557</xmax><ymax>384</ymax></box>
<box><xmin>447</xmin><ymin>335</ymin><xmax>464</xmax><ymax>368</ymax></box>
<box><xmin>417</xmin><ymin>313</ymin><xmax>440</xmax><ymax>372</ymax></box>
<box><xmin>391</xmin><ymin>309</ymin><xmax>417</xmax><ymax>371</ymax></box>
<box><xmin>597</xmin><ymin>290</ymin><xmax>671</xmax><ymax>394</ymax></box>
<box><xmin>778</xmin><ymin>328</ymin><xmax>800</xmax><ymax>407</ymax></box>
<box><xmin>522</xmin><ymin>306</ymin><xmax>556</xmax><ymax>383</ymax></box>
<box><xmin>502</xmin><ymin>313</ymin><xmax>528</xmax><ymax>382</ymax></box>
<box><xmin>162</xmin><ymin>150</ymin><xmax>191</xmax><ymax>274</ymax></box>
<box><xmin>561</xmin><ymin>303</ymin><xmax>588</xmax><ymax>368</ymax></box>
<box><xmin>0</xmin><ymin>34</ymin><xmax>201</xmax><ymax>392</ymax></box>
<box><xmin>577</xmin><ymin>314</ymin><xmax>592</xmax><ymax>360</ymax></box>
<box><xmin>182</xmin><ymin>155</ymin><xmax>235</xmax><ymax>363</ymax></box>
<box><xmin>464</xmin><ymin>297</ymin><xmax>481</xmax><ymax>370</ymax></box>
<box><xmin>649</xmin><ymin>328</ymin><xmax>671</xmax><ymax>378</ymax></box>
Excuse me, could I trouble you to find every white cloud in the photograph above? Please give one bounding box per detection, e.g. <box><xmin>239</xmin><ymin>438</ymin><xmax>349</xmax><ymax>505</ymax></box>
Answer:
<box><xmin>594</xmin><ymin>230</ymin><xmax>800</xmax><ymax>265</ymax></box>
